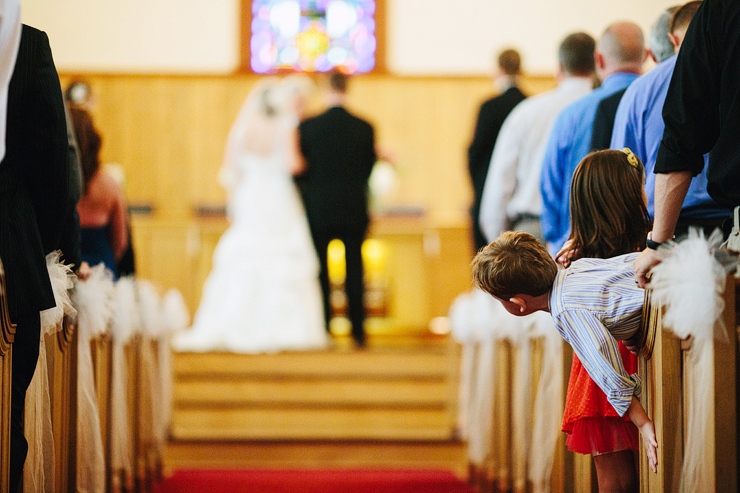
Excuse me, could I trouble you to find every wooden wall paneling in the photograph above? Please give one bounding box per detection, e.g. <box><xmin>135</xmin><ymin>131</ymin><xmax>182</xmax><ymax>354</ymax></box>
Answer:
<box><xmin>424</xmin><ymin>224</ymin><xmax>474</xmax><ymax>319</ymax></box>
<box><xmin>130</xmin><ymin>217</ymin><xmax>197</xmax><ymax>313</ymax></box>
<box><xmin>58</xmin><ymin>74</ymin><xmax>555</xmax><ymax>223</ymax></box>
<box><xmin>0</xmin><ymin>261</ymin><xmax>14</xmax><ymax>493</ymax></box>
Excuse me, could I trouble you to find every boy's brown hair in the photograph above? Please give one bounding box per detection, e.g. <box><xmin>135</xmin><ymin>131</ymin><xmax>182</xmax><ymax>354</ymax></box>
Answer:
<box><xmin>471</xmin><ymin>231</ymin><xmax>558</xmax><ymax>300</ymax></box>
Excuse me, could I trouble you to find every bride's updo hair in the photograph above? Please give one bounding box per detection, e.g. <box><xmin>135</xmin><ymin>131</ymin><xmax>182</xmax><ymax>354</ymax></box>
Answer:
<box><xmin>260</xmin><ymin>85</ymin><xmax>279</xmax><ymax>117</ymax></box>
<box><xmin>280</xmin><ymin>74</ymin><xmax>315</xmax><ymax>118</ymax></box>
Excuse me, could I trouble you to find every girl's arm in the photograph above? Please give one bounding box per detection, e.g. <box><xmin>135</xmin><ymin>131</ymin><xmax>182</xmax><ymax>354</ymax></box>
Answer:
<box><xmin>627</xmin><ymin>396</ymin><xmax>658</xmax><ymax>473</ymax></box>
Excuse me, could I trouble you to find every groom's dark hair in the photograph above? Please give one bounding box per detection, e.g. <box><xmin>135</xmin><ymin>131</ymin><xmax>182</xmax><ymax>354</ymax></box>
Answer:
<box><xmin>329</xmin><ymin>71</ymin><xmax>348</xmax><ymax>94</ymax></box>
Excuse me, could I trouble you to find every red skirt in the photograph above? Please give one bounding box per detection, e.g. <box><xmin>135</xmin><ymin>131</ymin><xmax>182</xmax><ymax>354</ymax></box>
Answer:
<box><xmin>562</xmin><ymin>342</ymin><xmax>639</xmax><ymax>455</ymax></box>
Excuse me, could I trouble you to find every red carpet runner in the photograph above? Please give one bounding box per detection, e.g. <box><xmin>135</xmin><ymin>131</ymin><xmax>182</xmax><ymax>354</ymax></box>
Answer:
<box><xmin>153</xmin><ymin>469</ymin><xmax>476</xmax><ymax>493</ymax></box>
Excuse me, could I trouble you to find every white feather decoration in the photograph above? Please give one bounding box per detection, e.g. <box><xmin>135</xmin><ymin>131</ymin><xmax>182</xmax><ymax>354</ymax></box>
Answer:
<box><xmin>73</xmin><ymin>263</ymin><xmax>114</xmax><ymax>493</ymax></box>
<box><xmin>110</xmin><ymin>276</ymin><xmax>138</xmax><ymax>344</ymax></box>
<box><xmin>162</xmin><ymin>289</ymin><xmax>190</xmax><ymax>334</ymax></box>
<box><xmin>137</xmin><ymin>280</ymin><xmax>162</xmax><ymax>338</ymax></box>
<box><xmin>650</xmin><ymin>228</ymin><xmax>727</xmax><ymax>342</ymax></box>
<box><xmin>449</xmin><ymin>291</ymin><xmax>476</xmax><ymax>344</ymax></box>
<box><xmin>73</xmin><ymin>263</ymin><xmax>115</xmax><ymax>340</ymax></box>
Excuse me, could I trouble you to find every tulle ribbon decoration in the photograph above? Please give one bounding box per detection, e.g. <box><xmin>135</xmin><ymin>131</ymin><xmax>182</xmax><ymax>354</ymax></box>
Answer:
<box><xmin>650</xmin><ymin>227</ymin><xmax>738</xmax><ymax>492</ymax></box>
<box><xmin>73</xmin><ymin>263</ymin><xmax>115</xmax><ymax>493</ymax></box>
<box><xmin>24</xmin><ymin>252</ymin><xmax>76</xmax><ymax>493</ymax></box>
<box><xmin>109</xmin><ymin>276</ymin><xmax>139</xmax><ymax>489</ymax></box>
<box><xmin>527</xmin><ymin>312</ymin><xmax>563</xmax><ymax>493</ymax></box>
<box><xmin>449</xmin><ymin>288</ymin><xmax>561</xmax><ymax>491</ymax></box>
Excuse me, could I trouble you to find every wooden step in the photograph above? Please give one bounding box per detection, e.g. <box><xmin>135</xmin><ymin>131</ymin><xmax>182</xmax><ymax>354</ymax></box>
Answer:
<box><xmin>171</xmin><ymin>338</ymin><xmax>460</xmax><ymax>441</ymax></box>
<box><xmin>175</xmin><ymin>378</ymin><xmax>449</xmax><ymax>406</ymax></box>
<box><xmin>171</xmin><ymin>407</ymin><xmax>455</xmax><ymax>441</ymax></box>
<box><xmin>174</xmin><ymin>347</ymin><xmax>451</xmax><ymax>378</ymax></box>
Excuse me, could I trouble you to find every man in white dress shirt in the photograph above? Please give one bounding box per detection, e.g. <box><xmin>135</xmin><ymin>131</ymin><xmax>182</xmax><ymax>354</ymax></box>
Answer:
<box><xmin>478</xmin><ymin>32</ymin><xmax>595</xmax><ymax>245</ymax></box>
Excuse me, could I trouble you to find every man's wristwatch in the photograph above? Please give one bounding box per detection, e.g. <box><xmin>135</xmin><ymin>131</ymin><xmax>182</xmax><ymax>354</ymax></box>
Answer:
<box><xmin>646</xmin><ymin>232</ymin><xmax>664</xmax><ymax>250</ymax></box>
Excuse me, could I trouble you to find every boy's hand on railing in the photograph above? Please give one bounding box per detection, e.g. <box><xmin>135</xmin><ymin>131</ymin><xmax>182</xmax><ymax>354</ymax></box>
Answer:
<box><xmin>639</xmin><ymin>419</ymin><xmax>658</xmax><ymax>473</ymax></box>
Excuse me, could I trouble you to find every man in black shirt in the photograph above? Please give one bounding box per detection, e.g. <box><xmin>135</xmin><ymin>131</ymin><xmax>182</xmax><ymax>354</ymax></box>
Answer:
<box><xmin>635</xmin><ymin>0</ymin><xmax>740</xmax><ymax>287</ymax></box>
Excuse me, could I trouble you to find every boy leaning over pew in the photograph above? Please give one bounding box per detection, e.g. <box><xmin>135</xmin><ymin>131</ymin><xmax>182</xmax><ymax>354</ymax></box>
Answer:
<box><xmin>471</xmin><ymin>230</ymin><xmax>658</xmax><ymax>472</ymax></box>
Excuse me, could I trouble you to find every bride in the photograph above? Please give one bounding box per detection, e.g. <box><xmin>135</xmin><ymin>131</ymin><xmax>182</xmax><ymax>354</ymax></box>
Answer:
<box><xmin>174</xmin><ymin>77</ymin><xmax>327</xmax><ymax>353</ymax></box>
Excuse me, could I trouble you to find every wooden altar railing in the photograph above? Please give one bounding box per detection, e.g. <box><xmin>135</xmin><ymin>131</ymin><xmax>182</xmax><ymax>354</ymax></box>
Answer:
<box><xmin>638</xmin><ymin>276</ymin><xmax>738</xmax><ymax>492</ymax></box>
<box><xmin>0</xmin><ymin>261</ymin><xmax>15</xmax><ymax>493</ymax></box>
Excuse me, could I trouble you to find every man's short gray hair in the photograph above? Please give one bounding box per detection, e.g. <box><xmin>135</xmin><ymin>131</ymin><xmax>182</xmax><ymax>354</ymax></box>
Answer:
<box><xmin>649</xmin><ymin>6</ymin><xmax>679</xmax><ymax>64</ymax></box>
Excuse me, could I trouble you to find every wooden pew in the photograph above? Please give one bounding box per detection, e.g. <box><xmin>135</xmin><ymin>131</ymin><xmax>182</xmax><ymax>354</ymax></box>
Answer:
<box><xmin>91</xmin><ymin>334</ymin><xmax>113</xmax><ymax>492</ymax></box>
<box><xmin>0</xmin><ymin>261</ymin><xmax>15</xmax><ymax>493</ymax></box>
<box><xmin>49</xmin><ymin>316</ymin><xmax>78</xmax><ymax>493</ymax></box>
<box><xmin>638</xmin><ymin>276</ymin><xmax>738</xmax><ymax>492</ymax></box>
<box><xmin>135</xmin><ymin>335</ymin><xmax>162</xmax><ymax>492</ymax></box>
<box><xmin>490</xmin><ymin>339</ymin><xmax>512</xmax><ymax>493</ymax></box>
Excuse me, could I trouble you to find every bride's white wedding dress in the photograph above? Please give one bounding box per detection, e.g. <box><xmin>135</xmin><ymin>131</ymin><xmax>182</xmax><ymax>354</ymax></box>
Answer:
<box><xmin>174</xmin><ymin>115</ymin><xmax>327</xmax><ymax>353</ymax></box>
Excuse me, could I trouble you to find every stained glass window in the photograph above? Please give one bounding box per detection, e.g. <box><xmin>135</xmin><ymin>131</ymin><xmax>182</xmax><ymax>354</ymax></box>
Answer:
<box><xmin>250</xmin><ymin>0</ymin><xmax>376</xmax><ymax>74</ymax></box>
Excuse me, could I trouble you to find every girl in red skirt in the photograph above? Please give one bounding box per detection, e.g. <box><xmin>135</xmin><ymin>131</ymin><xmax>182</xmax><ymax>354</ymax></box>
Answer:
<box><xmin>556</xmin><ymin>149</ymin><xmax>651</xmax><ymax>492</ymax></box>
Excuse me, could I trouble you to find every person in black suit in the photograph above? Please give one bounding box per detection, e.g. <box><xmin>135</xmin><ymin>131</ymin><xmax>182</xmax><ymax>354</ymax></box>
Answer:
<box><xmin>298</xmin><ymin>72</ymin><xmax>376</xmax><ymax>347</ymax></box>
<box><xmin>590</xmin><ymin>88</ymin><xmax>627</xmax><ymax>151</ymax></box>
<box><xmin>467</xmin><ymin>49</ymin><xmax>526</xmax><ymax>252</ymax></box>
<box><xmin>0</xmin><ymin>24</ymin><xmax>80</xmax><ymax>491</ymax></box>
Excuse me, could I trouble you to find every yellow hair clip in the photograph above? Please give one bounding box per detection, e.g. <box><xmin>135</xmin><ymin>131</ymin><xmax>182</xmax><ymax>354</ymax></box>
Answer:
<box><xmin>621</xmin><ymin>148</ymin><xmax>639</xmax><ymax>168</ymax></box>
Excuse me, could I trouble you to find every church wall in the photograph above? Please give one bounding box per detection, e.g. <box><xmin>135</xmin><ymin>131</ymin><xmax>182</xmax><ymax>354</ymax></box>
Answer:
<box><xmin>26</xmin><ymin>0</ymin><xmax>676</xmax><ymax>75</ymax></box>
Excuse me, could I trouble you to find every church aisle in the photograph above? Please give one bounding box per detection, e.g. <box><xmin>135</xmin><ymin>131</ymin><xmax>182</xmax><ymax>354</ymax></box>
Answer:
<box><xmin>152</xmin><ymin>468</ymin><xmax>476</xmax><ymax>493</ymax></box>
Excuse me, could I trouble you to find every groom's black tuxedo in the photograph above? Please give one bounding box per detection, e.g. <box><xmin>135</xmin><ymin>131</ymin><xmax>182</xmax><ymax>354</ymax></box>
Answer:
<box><xmin>299</xmin><ymin>105</ymin><xmax>376</xmax><ymax>346</ymax></box>
<box><xmin>0</xmin><ymin>25</ymin><xmax>78</xmax><ymax>491</ymax></box>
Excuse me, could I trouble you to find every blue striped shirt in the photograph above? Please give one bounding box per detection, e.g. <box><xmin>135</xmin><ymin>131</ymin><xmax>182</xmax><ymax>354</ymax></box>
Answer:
<box><xmin>549</xmin><ymin>253</ymin><xmax>643</xmax><ymax>416</ymax></box>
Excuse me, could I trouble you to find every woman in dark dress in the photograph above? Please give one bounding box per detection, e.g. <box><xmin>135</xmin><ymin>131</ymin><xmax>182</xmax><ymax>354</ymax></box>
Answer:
<box><xmin>71</xmin><ymin>107</ymin><xmax>128</xmax><ymax>278</ymax></box>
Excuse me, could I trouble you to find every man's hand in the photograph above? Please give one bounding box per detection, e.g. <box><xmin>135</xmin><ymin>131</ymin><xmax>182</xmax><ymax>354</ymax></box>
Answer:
<box><xmin>634</xmin><ymin>248</ymin><xmax>661</xmax><ymax>288</ymax></box>
<box><xmin>639</xmin><ymin>419</ymin><xmax>659</xmax><ymax>473</ymax></box>
<box><xmin>623</xmin><ymin>336</ymin><xmax>640</xmax><ymax>355</ymax></box>
<box><xmin>76</xmin><ymin>261</ymin><xmax>91</xmax><ymax>281</ymax></box>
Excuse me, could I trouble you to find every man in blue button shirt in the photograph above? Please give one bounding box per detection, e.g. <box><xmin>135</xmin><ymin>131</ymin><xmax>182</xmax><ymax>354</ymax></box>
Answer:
<box><xmin>540</xmin><ymin>22</ymin><xmax>646</xmax><ymax>255</ymax></box>
<box><xmin>610</xmin><ymin>2</ymin><xmax>730</xmax><ymax>238</ymax></box>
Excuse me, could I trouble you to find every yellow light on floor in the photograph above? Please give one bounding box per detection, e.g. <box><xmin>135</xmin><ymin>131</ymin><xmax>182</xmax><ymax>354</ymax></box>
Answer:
<box><xmin>327</xmin><ymin>239</ymin><xmax>346</xmax><ymax>284</ymax></box>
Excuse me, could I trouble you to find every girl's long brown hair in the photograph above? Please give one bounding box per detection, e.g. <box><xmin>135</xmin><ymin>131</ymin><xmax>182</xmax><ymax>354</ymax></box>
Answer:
<box><xmin>69</xmin><ymin>106</ymin><xmax>102</xmax><ymax>192</ymax></box>
<box><xmin>557</xmin><ymin>149</ymin><xmax>652</xmax><ymax>266</ymax></box>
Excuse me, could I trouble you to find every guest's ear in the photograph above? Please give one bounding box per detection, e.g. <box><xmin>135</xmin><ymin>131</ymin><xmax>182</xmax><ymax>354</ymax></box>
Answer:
<box><xmin>508</xmin><ymin>296</ymin><xmax>527</xmax><ymax>313</ymax></box>
<box><xmin>594</xmin><ymin>52</ymin><xmax>606</xmax><ymax>71</ymax></box>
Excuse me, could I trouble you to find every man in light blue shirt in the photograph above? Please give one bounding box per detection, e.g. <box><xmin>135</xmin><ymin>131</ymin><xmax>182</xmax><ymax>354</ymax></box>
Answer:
<box><xmin>540</xmin><ymin>22</ymin><xmax>646</xmax><ymax>254</ymax></box>
<box><xmin>610</xmin><ymin>2</ymin><xmax>730</xmax><ymax>236</ymax></box>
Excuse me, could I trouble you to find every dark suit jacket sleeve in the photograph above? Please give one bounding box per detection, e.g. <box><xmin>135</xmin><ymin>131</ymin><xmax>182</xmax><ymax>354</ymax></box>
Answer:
<box><xmin>467</xmin><ymin>100</ymin><xmax>495</xmax><ymax>179</ymax></box>
<box><xmin>20</xmin><ymin>28</ymin><xmax>74</xmax><ymax>262</ymax></box>
<box><xmin>590</xmin><ymin>89</ymin><xmax>627</xmax><ymax>152</ymax></box>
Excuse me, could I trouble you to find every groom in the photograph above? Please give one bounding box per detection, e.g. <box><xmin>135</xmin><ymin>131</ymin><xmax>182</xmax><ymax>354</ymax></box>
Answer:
<box><xmin>298</xmin><ymin>71</ymin><xmax>376</xmax><ymax>347</ymax></box>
